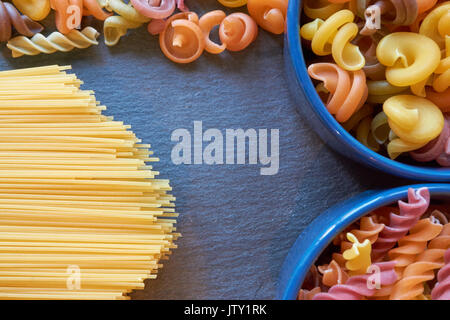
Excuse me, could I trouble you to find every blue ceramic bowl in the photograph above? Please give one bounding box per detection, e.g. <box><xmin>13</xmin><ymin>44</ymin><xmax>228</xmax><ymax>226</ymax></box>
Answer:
<box><xmin>285</xmin><ymin>0</ymin><xmax>450</xmax><ymax>181</ymax></box>
<box><xmin>277</xmin><ymin>183</ymin><xmax>450</xmax><ymax>300</ymax></box>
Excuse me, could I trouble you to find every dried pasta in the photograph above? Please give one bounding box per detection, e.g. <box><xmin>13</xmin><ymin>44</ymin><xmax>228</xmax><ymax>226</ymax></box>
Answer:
<box><xmin>247</xmin><ymin>0</ymin><xmax>287</xmax><ymax>35</ymax></box>
<box><xmin>299</xmin><ymin>187</ymin><xmax>450</xmax><ymax>300</ymax></box>
<box><xmin>12</xmin><ymin>0</ymin><xmax>51</xmax><ymax>21</ymax></box>
<box><xmin>131</xmin><ymin>0</ymin><xmax>176</xmax><ymax>19</ymax></box>
<box><xmin>218</xmin><ymin>0</ymin><xmax>247</xmax><ymax>8</ymax></box>
<box><xmin>0</xmin><ymin>65</ymin><xmax>178</xmax><ymax>300</ymax></box>
<box><xmin>219</xmin><ymin>12</ymin><xmax>258</xmax><ymax>52</ymax></box>
<box><xmin>7</xmin><ymin>26</ymin><xmax>99</xmax><ymax>58</ymax></box>
<box><xmin>0</xmin><ymin>0</ymin><xmax>43</xmax><ymax>42</ymax></box>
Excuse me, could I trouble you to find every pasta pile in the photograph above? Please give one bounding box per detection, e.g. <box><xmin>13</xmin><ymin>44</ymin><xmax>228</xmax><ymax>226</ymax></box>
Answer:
<box><xmin>299</xmin><ymin>187</ymin><xmax>450</xmax><ymax>300</ymax></box>
<box><xmin>0</xmin><ymin>65</ymin><xmax>178</xmax><ymax>300</ymax></box>
<box><xmin>300</xmin><ymin>0</ymin><xmax>450</xmax><ymax>166</ymax></box>
<box><xmin>0</xmin><ymin>0</ymin><xmax>288</xmax><ymax>63</ymax></box>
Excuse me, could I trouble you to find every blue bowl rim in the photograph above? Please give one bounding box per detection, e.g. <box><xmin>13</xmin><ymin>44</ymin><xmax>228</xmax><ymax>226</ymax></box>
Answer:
<box><xmin>286</xmin><ymin>0</ymin><xmax>450</xmax><ymax>181</ymax></box>
<box><xmin>277</xmin><ymin>183</ymin><xmax>450</xmax><ymax>300</ymax></box>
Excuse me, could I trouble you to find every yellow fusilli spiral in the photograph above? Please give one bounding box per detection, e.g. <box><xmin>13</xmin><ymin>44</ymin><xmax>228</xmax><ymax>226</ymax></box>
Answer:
<box><xmin>104</xmin><ymin>16</ymin><xmax>142</xmax><ymax>46</ymax></box>
<box><xmin>7</xmin><ymin>27</ymin><xmax>99</xmax><ymax>58</ymax></box>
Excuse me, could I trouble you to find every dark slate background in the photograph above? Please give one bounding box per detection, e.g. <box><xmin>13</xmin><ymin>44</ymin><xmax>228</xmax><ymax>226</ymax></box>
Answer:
<box><xmin>0</xmin><ymin>0</ymin><xmax>409</xmax><ymax>299</ymax></box>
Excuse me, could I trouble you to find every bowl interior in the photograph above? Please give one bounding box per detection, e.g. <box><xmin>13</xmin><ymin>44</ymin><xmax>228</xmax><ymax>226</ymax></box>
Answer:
<box><xmin>285</xmin><ymin>0</ymin><xmax>450</xmax><ymax>181</ymax></box>
<box><xmin>277</xmin><ymin>183</ymin><xmax>450</xmax><ymax>300</ymax></box>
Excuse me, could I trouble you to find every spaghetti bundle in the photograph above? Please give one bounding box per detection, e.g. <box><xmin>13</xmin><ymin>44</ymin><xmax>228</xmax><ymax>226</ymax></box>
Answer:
<box><xmin>0</xmin><ymin>65</ymin><xmax>178</xmax><ymax>300</ymax></box>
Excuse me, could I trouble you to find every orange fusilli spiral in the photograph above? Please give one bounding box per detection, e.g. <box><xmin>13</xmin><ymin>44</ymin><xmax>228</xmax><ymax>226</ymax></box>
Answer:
<box><xmin>159</xmin><ymin>12</ymin><xmax>205</xmax><ymax>64</ymax></box>
<box><xmin>247</xmin><ymin>0</ymin><xmax>287</xmax><ymax>34</ymax></box>
<box><xmin>199</xmin><ymin>10</ymin><xmax>227</xmax><ymax>54</ymax></box>
<box><xmin>219</xmin><ymin>13</ymin><xmax>258</xmax><ymax>52</ymax></box>
<box><xmin>308</xmin><ymin>63</ymin><xmax>369</xmax><ymax>123</ymax></box>
<box><xmin>298</xmin><ymin>287</ymin><xmax>321</xmax><ymax>300</ymax></box>
<box><xmin>388</xmin><ymin>217</ymin><xmax>443</xmax><ymax>276</ymax></box>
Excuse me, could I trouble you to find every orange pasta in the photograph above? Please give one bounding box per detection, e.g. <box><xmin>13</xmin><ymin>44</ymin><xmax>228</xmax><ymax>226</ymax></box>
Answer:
<box><xmin>51</xmin><ymin>0</ymin><xmax>83</xmax><ymax>34</ymax></box>
<box><xmin>219</xmin><ymin>13</ymin><xmax>258</xmax><ymax>52</ymax></box>
<box><xmin>199</xmin><ymin>10</ymin><xmax>227</xmax><ymax>54</ymax></box>
<box><xmin>159</xmin><ymin>12</ymin><xmax>205</xmax><ymax>64</ymax></box>
<box><xmin>318</xmin><ymin>260</ymin><xmax>349</xmax><ymax>286</ymax></box>
<box><xmin>247</xmin><ymin>0</ymin><xmax>287</xmax><ymax>34</ymax></box>
<box><xmin>308</xmin><ymin>63</ymin><xmax>368</xmax><ymax>123</ymax></box>
<box><xmin>298</xmin><ymin>287</ymin><xmax>321</xmax><ymax>300</ymax></box>
<box><xmin>426</xmin><ymin>87</ymin><xmax>450</xmax><ymax>112</ymax></box>
<box><xmin>82</xmin><ymin>0</ymin><xmax>112</xmax><ymax>20</ymax></box>
<box><xmin>388</xmin><ymin>218</ymin><xmax>443</xmax><ymax>276</ymax></box>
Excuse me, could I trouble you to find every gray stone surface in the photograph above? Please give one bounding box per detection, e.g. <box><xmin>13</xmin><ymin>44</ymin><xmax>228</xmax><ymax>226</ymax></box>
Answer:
<box><xmin>0</xmin><ymin>0</ymin><xmax>410</xmax><ymax>299</ymax></box>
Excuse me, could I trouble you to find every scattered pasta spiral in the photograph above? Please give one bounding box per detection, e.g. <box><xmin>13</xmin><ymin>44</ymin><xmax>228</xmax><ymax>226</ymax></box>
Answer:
<box><xmin>199</xmin><ymin>10</ymin><xmax>227</xmax><ymax>54</ymax></box>
<box><xmin>104</xmin><ymin>16</ymin><xmax>142</xmax><ymax>46</ymax></box>
<box><xmin>0</xmin><ymin>0</ymin><xmax>43</xmax><ymax>42</ymax></box>
<box><xmin>6</xmin><ymin>26</ymin><xmax>99</xmax><ymax>58</ymax></box>
<box><xmin>372</xmin><ymin>188</ymin><xmax>430</xmax><ymax>262</ymax></box>
<box><xmin>219</xmin><ymin>12</ymin><xmax>258</xmax><ymax>52</ymax></box>
<box><xmin>218</xmin><ymin>0</ymin><xmax>247</xmax><ymax>7</ymax></box>
<box><xmin>102</xmin><ymin>0</ymin><xmax>150</xmax><ymax>23</ymax></box>
<box><xmin>308</xmin><ymin>63</ymin><xmax>368</xmax><ymax>123</ymax></box>
<box><xmin>388</xmin><ymin>218</ymin><xmax>443</xmax><ymax>276</ymax></box>
<box><xmin>303</xmin><ymin>0</ymin><xmax>345</xmax><ymax>20</ymax></box>
<box><xmin>12</xmin><ymin>0</ymin><xmax>50</xmax><ymax>21</ymax></box>
<box><xmin>383</xmin><ymin>95</ymin><xmax>444</xmax><ymax>159</ymax></box>
<box><xmin>159</xmin><ymin>12</ymin><xmax>205</xmax><ymax>64</ymax></box>
<box><xmin>431</xmin><ymin>249</ymin><xmax>450</xmax><ymax>300</ymax></box>
<box><xmin>130</xmin><ymin>0</ymin><xmax>176</xmax><ymax>19</ymax></box>
<box><xmin>313</xmin><ymin>262</ymin><xmax>398</xmax><ymax>300</ymax></box>
<box><xmin>247</xmin><ymin>0</ymin><xmax>287</xmax><ymax>34</ymax></box>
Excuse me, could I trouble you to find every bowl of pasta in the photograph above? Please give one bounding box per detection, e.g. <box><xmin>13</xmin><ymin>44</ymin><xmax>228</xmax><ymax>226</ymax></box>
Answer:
<box><xmin>277</xmin><ymin>184</ymin><xmax>450</xmax><ymax>300</ymax></box>
<box><xmin>285</xmin><ymin>0</ymin><xmax>450</xmax><ymax>181</ymax></box>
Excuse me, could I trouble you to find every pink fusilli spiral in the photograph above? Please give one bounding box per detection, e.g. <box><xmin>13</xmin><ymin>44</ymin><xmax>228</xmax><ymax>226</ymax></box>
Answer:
<box><xmin>431</xmin><ymin>249</ymin><xmax>450</xmax><ymax>300</ymax></box>
<box><xmin>313</xmin><ymin>262</ymin><xmax>397</xmax><ymax>300</ymax></box>
<box><xmin>372</xmin><ymin>188</ymin><xmax>431</xmax><ymax>262</ymax></box>
<box><xmin>410</xmin><ymin>116</ymin><xmax>450</xmax><ymax>167</ymax></box>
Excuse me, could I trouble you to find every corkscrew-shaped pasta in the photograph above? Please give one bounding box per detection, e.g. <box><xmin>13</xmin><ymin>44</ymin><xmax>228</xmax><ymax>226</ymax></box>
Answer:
<box><xmin>298</xmin><ymin>287</ymin><xmax>321</xmax><ymax>300</ymax></box>
<box><xmin>370</xmin><ymin>111</ymin><xmax>391</xmax><ymax>144</ymax></box>
<box><xmin>104</xmin><ymin>16</ymin><xmax>142</xmax><ymax>46</ymax></box>
<box><xmin>218</xmin><ymin>0</ymin><xmax>247</xmax><ymax>7</ymax></box>
<box><xmin>429</xmin><ymin>223</ymin><xmax>450</xmax><ymax>251</ymax></box>
<box><xmin>0</xmin><ymin>1</ymin><xmax>43</xmax><ymax>42</ymax></box>
<box><xmin>131</xmin><ymin>0</ymin><xmax>176</xmax><ymax>19</ymax></box>
<box><xmin>12</xmin><ymin>0</ymin><xmax>50</xmax><ymax>21</ymax></box>
<box><xmin>356</xmin><ymin>115</ymin><xmax>382</xmax><ymax>151</ymax></box>
<box><xmin>431</xmin><ymin>249</ymin><xmax>450</xmax><ymax>300</ymax></box>
<box><xmin>426</xmin><ymin>87</ymin><xmax>450</xmax><ymax>112</ymax></box>
<box><xmin>367</xmin><ymin>80</ymin><xmax>408</xmax><ymax>104</ymax></box>
<box><xmin>6</xmin><ymin>26</ymin><xmax>99</xmax><ymax>58</ymax></box>
<box><xmin>302</xmin><ymin>265</ymin><xmax>323</xmax><ymax>290</ymax></box>
<box><xmin>308</xmin><ymin>63</ymin><xmax>368</xmax><ymax>123</ymax></box>
<box><xmin>199</xmin><ymin>10</ymin><xmax>227</xmax><ymax>54</ymax></box>
<box><xmin>301</xmin><ymin>10</ymin><xmax>365</xmax><ymax>71</ymax></box>
<box><xmin>318</xmin><ymin>260</ymin><xmax>349</xmax><ymax>286</ymax></box>
<box><xmin>390</xmin><ymin>223</ymin><xmax>447</xmax><ymax>300</ymax></box>
<box><xmin>388</xmin><ymin>218</ymin><xmax>443</xmax><ymax>275</ymax></box>
<box><xmin>419</xmin><ymin>2</ymin><xmax>450</xmax><ymax>50</ymax></box>
<box><xmin>313</xmin><ymin>262</ymin><xmax>398</xmax><ymax>300</ymax></box>
<box><xmin>50</xmin><ymin>0</ymin><xmax>83</xmax><ymax>34</ymax></box>
<box><xmin>159</xmin><ymin>12</ymin><xmax>205</xmax><ymax>64</ymax></box>
<box><xmin>219</xmin><ymin>13</ymin><xmax>258</xmax><ymax>52</ymax></box>
<box><xmin>343</xmin><ymin>233</ymin><xmax>372</xmax><ymax>275</ymax></box>
<box><xmin>343</xmin><ymin>104</ymin><xmax>374</xmax><ymax>132</ymax></box>
<box><xmin>303</xmin><ymin>0</ymin><xmax>345</xmax><ymax>20</ymax></box>
<box><xmin>372</xmin><ymin>188</ymin><xmax>431</xmax><ymax>262</ymax></box>
<box><xmin>247</xmin><ymin>0</ymin><xmax>287</xmax><ymax>35</ymax></box>
<box><xmin>352</xmin><ymin>216</ymin><xmax>385</xmax><ymax>244</ymax></box>
<box><xmin>410</xmin><ymin>115</ymin><xmax>450</xmax><ymax>166</ymax></box>
<box><xmin>376</xmin><ymin>32</ymin><xmax>441</xmax><ymax>87</ymax></box>
<box><xmin>383</xmin><ymin>95</ymin><xmax>444</xmax><ymax>159</ymax></box>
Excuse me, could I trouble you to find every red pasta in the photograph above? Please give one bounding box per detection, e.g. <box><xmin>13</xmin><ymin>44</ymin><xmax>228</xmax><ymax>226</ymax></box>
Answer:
<box><xmin>0</xmin><ymin>0</ymin><xmax>43</xmax><ymax>42</ymax></box>
<box><xmin>372</xmin><ymin>188</ymin><xmax>431</xmax><ymax>262</ymax></box>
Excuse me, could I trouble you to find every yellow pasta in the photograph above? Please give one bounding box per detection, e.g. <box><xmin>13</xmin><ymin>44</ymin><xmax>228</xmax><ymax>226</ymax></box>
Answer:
<box><xmin>356</xmin><ymin>116</ymin><xmax>380</xmax><ymax>152</ymax></box>
<box><xmin>12</xmin><ymin>0</ymin><xmax>51</xmax><ymax>21</ymax></box>
<box><xmin>343</xmin><ymin>232</ymin><xmax>372</xmax><ymax>276</ymax></box>
<box><xmin>300</xmin><ymin>10</ymin><xmax>364</xmax><ymax>71</ymax></box>
<box><xmin>376</xmin><ymin>32</ymin><xmax>441</xmax><ymax>87</ymax></box>
<box><xmin>371</xmin><ymin>111</ymin><xmax>390</xmax><ymax>145</ymax></box>
<box><xmin>104</xmin><ymin>16</ymin><xmax>142</xmax><ymax>46</ymax></box>
<box><xmin>419</xmin><ymin>2</ymin><xmax>450</xmax><ymax>50</ymax></box>
<box><xmin>102</xmin><ymin>0</ymin><xmax>150</xmax><ymax>23</ymax></box>
<box><xmin>383</xmin><ymin>95</ymin><xmax>444</xmax><ymax>159</ymax></box>
<box><xmin>0</xmin><ymin>65</ymin><xmax>178</xmax><ymax>300</ymax></box>
<box><xmin>303</xmin><ymin>0</ymin><xmax>345</xmax><ymax>20</ymax></box>
<box><xmin>6</xmin><ymin>27</ymin><xmax>99</xmax><ymax>58</ymax></box>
